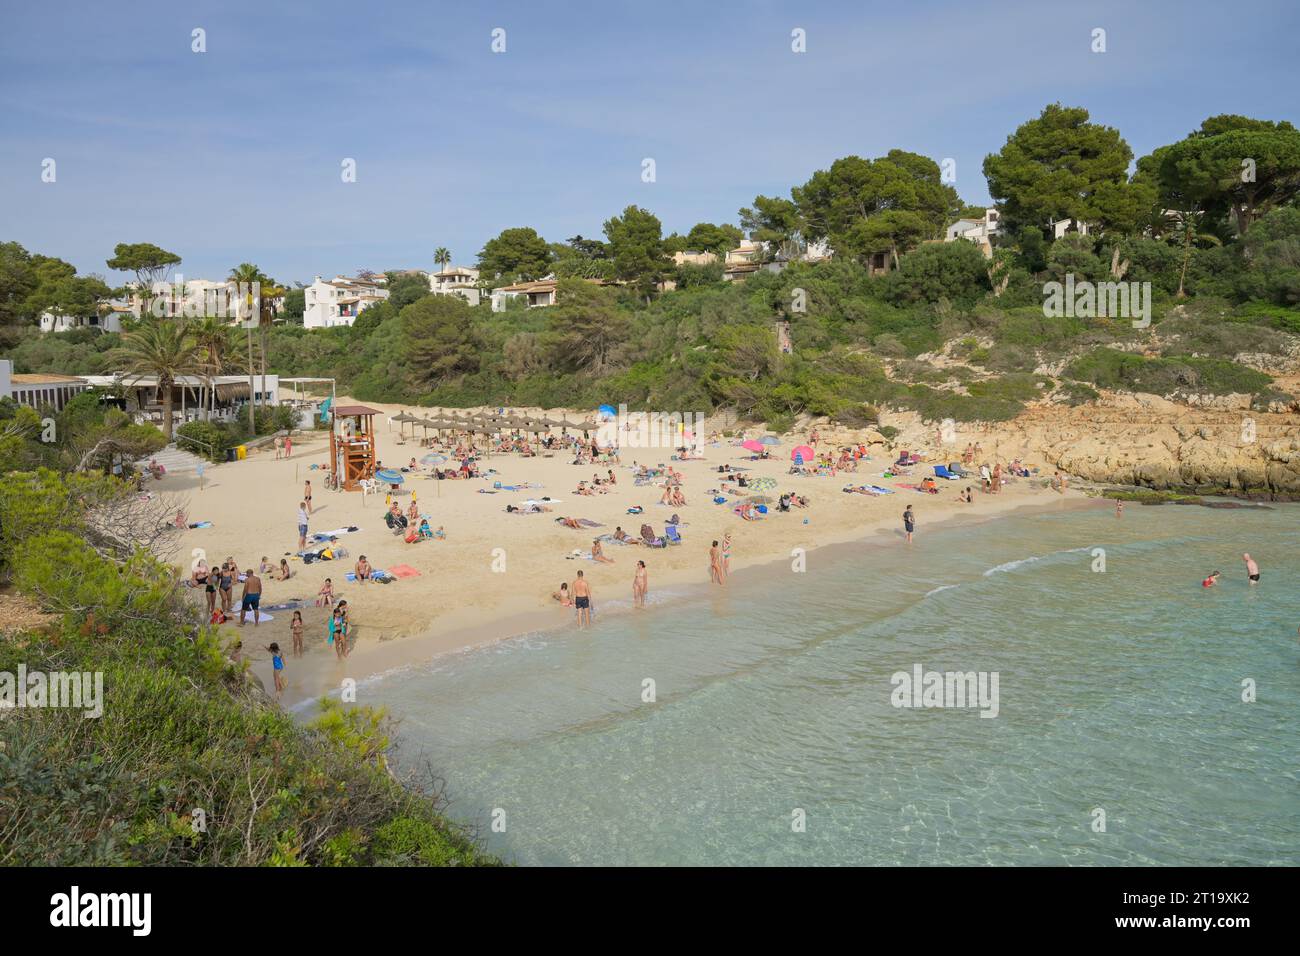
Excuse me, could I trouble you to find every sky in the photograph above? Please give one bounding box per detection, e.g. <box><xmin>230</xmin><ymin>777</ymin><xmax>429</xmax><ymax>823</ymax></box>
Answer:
<box><xmin>2</xmin><ymin>0</ymin><xmax>1298</xmax><ymax>287</ymax></box>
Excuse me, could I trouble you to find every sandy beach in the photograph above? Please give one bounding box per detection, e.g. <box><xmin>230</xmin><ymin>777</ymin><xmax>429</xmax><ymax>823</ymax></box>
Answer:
<box><xmin>161</xmin><ymin>398</ymin><xmax>1091</xmax><ymax>708</ymax></box>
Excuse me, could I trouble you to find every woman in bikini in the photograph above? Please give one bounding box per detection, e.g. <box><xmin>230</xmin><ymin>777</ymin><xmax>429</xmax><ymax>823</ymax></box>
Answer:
<box><xmin>633</xmin><ymin>560</ymin><xmax>648</xmax><ymax>607</ymax></box>
<box><xmin>290</xmin><ymin>610</ymin><xmax>304</xmax><ymax>657</ymax></box>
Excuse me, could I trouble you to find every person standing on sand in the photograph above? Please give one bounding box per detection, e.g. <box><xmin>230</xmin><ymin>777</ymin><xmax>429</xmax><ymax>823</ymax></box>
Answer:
<box><xmin>284</xmin><ymin>435</ymin><xmax>292</xmax><ymax>458</ymax></box>
<box><xmin>297</xmin><ymin>501</ymin><xmax>309</xmax><ymax>551</ymax></box>
<box><xmin>633</xmin><ymin>560</ymin><xmax>648</xmax><ymax>607</ymax></box>
<box><xmin>274</xmin><ymin>436</ymin><xmax>283</xmax><ymax>460</ymax></box>
<box><xmin>303</xmin><ymin>480</ymin><xmax>312</xmax><ymax>515</ymax></box>
<box><xmin>290</xmin><ymin>610</ymin><xmax>304</xmax><ymax>657</ymax></box>
<box><xmin>903</xmin><ymin>504</ymin><xmax>915</xmax><ymax>544</ymax></box>
<box><xmin>239</xmin><ymin>568</ymin><xmax>262</xmax><ymax>627</ymax></box>
<box><xmin>722</xmin><ymin>532</ymin><xmax>732</xmax><ymax>580</ymax></box>
<box><xmin>572</xmin><ymin>571</ymin><xmax>592</xmax><ymax>629</ymax></box>
<box><xmin>1243</xmin><ymin>553</ymin><xmax>1260</xmax><ymax>584</ymax></box>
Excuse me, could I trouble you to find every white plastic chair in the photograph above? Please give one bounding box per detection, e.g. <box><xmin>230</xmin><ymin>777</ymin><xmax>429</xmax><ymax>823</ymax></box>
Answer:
<box><xmin>360</xmin><ymin>478</ymin><xmax>377</xmax><ymax>497</ymax></box>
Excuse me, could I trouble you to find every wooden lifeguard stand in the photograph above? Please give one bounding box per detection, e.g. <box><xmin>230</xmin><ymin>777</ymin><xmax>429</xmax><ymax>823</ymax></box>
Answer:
<box><xmin>329</xmin><ymin>404</ymin><xmax>380</xmax><ymax>491</ymax></box>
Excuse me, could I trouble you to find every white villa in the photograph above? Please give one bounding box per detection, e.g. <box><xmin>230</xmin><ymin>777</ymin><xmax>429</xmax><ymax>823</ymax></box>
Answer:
<box><xmin>430</xmin><ymin>266</ymin><xmax>482</xmax><ymax>307</ymax></box>
<box><xmin>303</xmin><ymin>275</ymin><xmax>390</xmax><ymax>328</ymax></box>
<box><xmin>945</xmin><ymin>209</ymin><xmax>1002</xmax><ymax>257</ymax></box>
<box><xmin>491</xmin><ymin>277</ymin><xmax>558</xmax><ymax>311</ymax></box>
<box><xmin>39</xmin><ymin>307</ymin><xmax>126</xmax><ymax>335</ymax></box>
<box><xmin>1048</xmin><ymin>217</ymin><xmax>1092</xmax><ymax>240</ymax></box>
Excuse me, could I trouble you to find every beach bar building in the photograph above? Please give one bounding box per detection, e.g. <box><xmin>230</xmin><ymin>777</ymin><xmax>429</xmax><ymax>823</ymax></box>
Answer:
<box><xmin>329</xmin><ymin>404</ymin><xmax>380</xmax><ymax>491</ymax></box>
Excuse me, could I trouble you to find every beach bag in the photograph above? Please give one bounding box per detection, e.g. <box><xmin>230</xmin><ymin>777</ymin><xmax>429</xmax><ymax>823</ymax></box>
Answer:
<box><xmin>209</xmin><ymin>609</ymin><xmax>226</xmax><ymax>625</ymax></box>
<box><xmin>405</xmin><ymin>531</ymin><xmax>419</xmax><ymax>543</ymax></box>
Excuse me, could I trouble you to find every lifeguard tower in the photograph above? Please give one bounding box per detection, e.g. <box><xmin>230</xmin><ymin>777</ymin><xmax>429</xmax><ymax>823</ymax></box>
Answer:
<box><xmin>329</xmin><ymin>404</ymin><xmax>380</xmax><ymax>491</ymax></box>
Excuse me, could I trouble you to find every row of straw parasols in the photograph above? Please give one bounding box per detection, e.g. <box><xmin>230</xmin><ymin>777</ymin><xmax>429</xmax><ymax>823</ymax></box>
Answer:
<box><xmin>390</xmin><ymin>410</ymin><xmax>598</xmax><ymax>437</ymax></box>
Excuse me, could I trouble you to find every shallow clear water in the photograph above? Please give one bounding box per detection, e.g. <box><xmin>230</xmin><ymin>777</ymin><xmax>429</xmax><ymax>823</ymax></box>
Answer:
<box><xmin>367</xmin><ymin>502</ymin><xmax>1300</xmax><ymax>865</ymax></box>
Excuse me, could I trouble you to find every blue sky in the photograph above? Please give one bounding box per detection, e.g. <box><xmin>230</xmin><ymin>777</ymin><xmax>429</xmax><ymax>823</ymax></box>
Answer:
<box><xmin>2</xmin><ymin>0</ymin><xmax>1297</xmax><ymax>286</ymax></box>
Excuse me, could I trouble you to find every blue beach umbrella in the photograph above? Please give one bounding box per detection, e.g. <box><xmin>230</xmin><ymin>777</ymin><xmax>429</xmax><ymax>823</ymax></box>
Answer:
<box><xmin>598</xmin><ymin>404</ymin><xmax>617</xmax><ymax>419</ymax></box>
<box><xmin>375</xmin><ymin>468</ymin><xmax>403</xmax><ymax>484</ymax></box>
<box><xmin>758</xmin><ymin>436</ymin><xmax>781</xmax><ymax>445</ymax></box>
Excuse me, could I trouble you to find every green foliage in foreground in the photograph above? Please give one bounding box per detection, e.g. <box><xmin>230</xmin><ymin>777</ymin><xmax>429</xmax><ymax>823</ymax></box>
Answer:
<box><xmin>0</xmin><ymin>471</ymin><xmax>496</xmax><ymax>867</ymax></box>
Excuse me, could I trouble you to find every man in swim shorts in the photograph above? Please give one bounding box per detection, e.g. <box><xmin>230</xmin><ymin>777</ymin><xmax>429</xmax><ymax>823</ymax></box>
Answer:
<box><xmin>1243</xmin><ymin>553</ymin><xmax>1260</xmax><ymax>583</ymax></box>
<box><xmin>239</xmin><ymin>568</ymin><xmax>262</xmax><ymax>626</ymax></box>
<box><xmin>903</xmin><ymin>504</ymin><xmax>915</xmax><ymax>544</ymax></box>
<box><xmin>572</xmin><ymin>570</ymin><xmax>592</xmax><ymax>629</ymax></box>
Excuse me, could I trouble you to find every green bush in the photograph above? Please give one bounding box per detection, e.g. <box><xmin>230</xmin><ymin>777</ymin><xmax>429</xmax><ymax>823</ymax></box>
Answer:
<box><xmin>1065</xmin><ymin>348</ymin><xmax>1273</xmax><ymax>397</ymax></box>
<box><xmin>176</xmin><ymin>420</ymin><xmax>232</xmax><ymax>460</ymax></box>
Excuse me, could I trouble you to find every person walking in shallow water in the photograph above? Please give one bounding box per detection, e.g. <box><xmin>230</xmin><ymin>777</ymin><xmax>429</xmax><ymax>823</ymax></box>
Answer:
<box><xmin>633</xmin><ymin>560</ymin><xmax>648</xmax><ymax>607</ymax></box>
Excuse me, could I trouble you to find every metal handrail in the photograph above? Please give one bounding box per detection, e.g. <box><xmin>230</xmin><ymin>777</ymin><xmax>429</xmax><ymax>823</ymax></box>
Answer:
<box><xmin>173</xmin><ymin>431</ymin><xmax>219</xmax><ymax>459</ymax></box>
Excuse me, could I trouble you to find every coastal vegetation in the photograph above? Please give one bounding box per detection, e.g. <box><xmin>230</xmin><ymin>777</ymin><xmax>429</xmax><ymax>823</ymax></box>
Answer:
<box><xmin>2</xmin><ymin>106</ymin><xmax>1297</xmax><ymax>431</ymax></box>
<box><xmin>0</xmin><ymin>468</ymin><xmax>495</xmax><ymax>866</ymax></box>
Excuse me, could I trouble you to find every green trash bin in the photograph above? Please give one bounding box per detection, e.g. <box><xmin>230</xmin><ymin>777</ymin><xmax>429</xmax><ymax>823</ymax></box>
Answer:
<box><xmin>225</xmin><ymin>447</ymin><xmax>236</xmax><ymax>462</ymax></box>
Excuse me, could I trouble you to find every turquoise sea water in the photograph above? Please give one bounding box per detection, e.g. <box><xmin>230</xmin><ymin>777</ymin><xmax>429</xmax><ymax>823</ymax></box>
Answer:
<box><xmin>367</xmin><ymin>502</ymin><xmax>1300</xmax><ymax>865</ymax></box>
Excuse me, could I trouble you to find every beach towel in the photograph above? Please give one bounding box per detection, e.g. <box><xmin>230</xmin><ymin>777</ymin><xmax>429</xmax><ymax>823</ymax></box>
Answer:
<box><xmin>188</xmin><ymin>521</ymin><xmax>213</xmax><ymax>529</ymax></box>
<box><xmin>228</xmin><ymin>610</ymin><xmax>273</xmax><ymax>624</ymax></box>
<box><xmin>345</xmin><ymin>569</ymin><xmax>390</xmax><ymax>582</ymax></box>
<box><xmin>387</xmin><ymin>564</ymin><xmax>421</xmax><ymax>579</ymax></box>
<box><xmin>262</xmin><ymin>600</ymin><xmax>306</xmax><ymax>612</ymax></box>
<box><xmin>313</xmin><ymin>526</ymin><xmax>360</xmax><ymax>540</ymax></box>
<box><xmin>577</xmin><ymin>518</ymin><xmax>604</xmax><ymax>528</ymax></box>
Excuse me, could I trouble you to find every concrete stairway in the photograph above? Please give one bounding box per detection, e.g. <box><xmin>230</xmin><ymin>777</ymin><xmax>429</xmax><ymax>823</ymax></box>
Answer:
<box><xmin>138</xmin><ymin>442</ymin><xmax>209</xmax><ymax>475</ymax></box>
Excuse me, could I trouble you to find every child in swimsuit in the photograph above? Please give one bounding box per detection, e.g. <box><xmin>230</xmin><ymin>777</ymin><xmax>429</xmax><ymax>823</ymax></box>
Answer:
<box><xmin>290</xmin><ymin>610</ymin><xmax>304</xmax><ymax>657</ymax></box>
<box><xmin>265</xmin><ymin>642</ymin><xmax>285</xmax><ymax>694</ymax></box>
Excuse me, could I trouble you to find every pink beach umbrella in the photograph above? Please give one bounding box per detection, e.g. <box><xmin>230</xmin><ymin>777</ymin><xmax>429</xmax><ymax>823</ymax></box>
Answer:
<box><xmin>742</xmin><ymin>439</ymin><xmax>765</xmax><ymax>453</ymax></box>
<box><xmin>791</xmin><ymin>445</ymin><xmax>814</xmax><ymax>462</ymax></box>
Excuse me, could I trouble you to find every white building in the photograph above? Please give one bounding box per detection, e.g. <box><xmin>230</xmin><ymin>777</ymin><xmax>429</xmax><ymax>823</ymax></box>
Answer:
<box><xmin>39</xmin><ymin>308</ymin><xmax>125</xmax><ymax>334</ymax></box>
<box><xmin>0</xmin><ymin>360</ymin><xmax>90</xmax><ymax>411</ymax></box>
<box><xmin>491</xmin><ymin>277</ymin><xmax>558</xmax><ymax>312</ymax></box>
<box><xmin>945</xmin><ymin>210</ymin><xmax>1002</xmax><ymax>257</ymax></box>
<box><xmin>1047</xmin><ymin>217</ymin><xmax>1091</xmax><ymax>240</ymax></box>
<box><xmin>303</xmin><ymin>275</ymin><xmax>390</xmax><ymax>329</ymax></box>
<box><xmin>430</xmin><ymin>267</ymin><xmax>482</xmax><ymax>307</ymax></box>
<box><xmin>81</xmin><ymin>372</ymin><xmax>280</xmax><ymax>429</ymax></box>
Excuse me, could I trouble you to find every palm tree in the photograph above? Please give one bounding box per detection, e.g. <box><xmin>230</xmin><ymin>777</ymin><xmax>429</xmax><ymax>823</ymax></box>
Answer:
<box><xmin>434</xmin><ymin>247</ymin><xmax>451</xmax><ymax>274</ymax></box>
<box><xmin>1165</xmin><ymin>209</ymin><xmax>1222</xmax><ymax>298</ymax></box>
<box><xmin>191</xmin><ymin>315</ymin><xmax>232</xmax><ymax>421</ymax></box>
<box><xmin>228</xmin><ymin>262</ymin><xmax>266</xmax><ymax>431</ymax></box>
<box><xmin>115</xmin><ymin>319</ymin><xmax>203</xmax><ymax>441</ymax></box>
